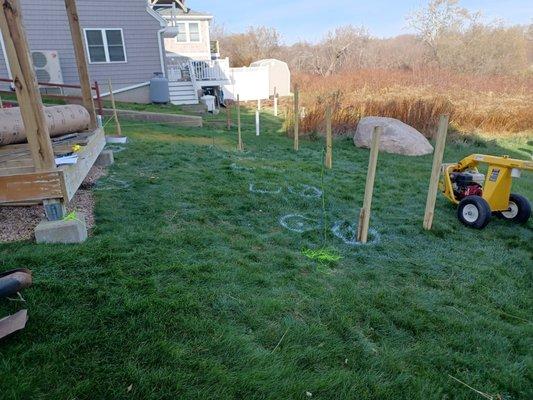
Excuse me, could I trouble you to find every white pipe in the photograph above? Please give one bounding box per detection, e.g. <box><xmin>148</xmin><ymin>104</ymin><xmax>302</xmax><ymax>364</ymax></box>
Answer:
<box><xmin>274</xmin><ymin>96</ymin><xmax>278</xmax><ymax>116</ymax></box>
<box><xmin>255</xmin><ymin>109</ymin><xmax>260</xmax><ymax>136</ymax></box>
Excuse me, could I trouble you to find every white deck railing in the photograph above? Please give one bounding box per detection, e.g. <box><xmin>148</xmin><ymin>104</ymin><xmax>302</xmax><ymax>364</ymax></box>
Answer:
<box><xmin>166</xmin><ymin>57</ymin><xmax>231</xmax><ymax>84</ymax></box>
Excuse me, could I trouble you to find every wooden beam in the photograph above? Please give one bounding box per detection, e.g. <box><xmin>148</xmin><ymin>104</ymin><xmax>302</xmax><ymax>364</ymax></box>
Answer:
<box><xmin>64</xmin><ymin>0</ymin><xmax>97</xmax><ymax>130</ymax></box>
<box><xmin>423</xmin><ymin>115</ymin><xmax>449</xmax><ymax>230</ymax></box>
<box><xmin>61</xmin><ymin>128</ymin><xmax>105</xmax><ymax>201</ymax></box>
<box><xmin>0</xmin><ymin>0</ymin><xmax>55</xmax><ymax>171</ymax></box>
<box><xmin>357</xmin><ymin>126</ymin><xmax>382</xmax><ymax>244</ymax></box>
<box><xmin>0</xmin><ymin>170</ymin><xmax>63</xmax><ymax>204</ymax></box>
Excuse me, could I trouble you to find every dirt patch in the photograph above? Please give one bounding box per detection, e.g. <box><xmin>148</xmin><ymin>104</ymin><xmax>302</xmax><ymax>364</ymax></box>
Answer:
<box><xmin>0</xmin><ymin>166</ymin><xmax>107</xmax><ymax>243</ymax></box>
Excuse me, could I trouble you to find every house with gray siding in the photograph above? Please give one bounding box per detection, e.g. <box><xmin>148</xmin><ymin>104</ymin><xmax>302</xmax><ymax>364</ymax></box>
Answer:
<box><xmin>0</xmin><ymin>0</ymin><xmax>165</xmax><ymax>103</ymax></box>
<box><xmin>0</xmin><ymin>0</ymin><xmax>263</xmax><ymax>105</ymax></box>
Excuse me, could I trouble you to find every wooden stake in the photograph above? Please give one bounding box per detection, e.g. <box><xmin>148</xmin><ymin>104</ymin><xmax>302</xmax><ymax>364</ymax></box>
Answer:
<box><xmin>293</xmin><ymin>84</ymin><xmax>299</xmax><ymax>151</ymax></box>
<box><xmin>226</xmin><ymin>104</ymin><xmax>232</xmax><ymax>130</ymax></box>
<box><xmin>0</xmin><ymin>94</ymin><xmax>3</xmax><ymax>108</ymax></box>
<box><xmin>0</xmin><ymin>0</ymin><xmax>55</xmax><ymax>171</ymax></box>
<box><xmin>273</xmin><ymin>86</ymin><xmax>278</xmax><ymax>116</ymax></box>
<box><xmin>423</xmin><ymin>115</ymin><xmax>449</xmax><ymax>230</ymax></box>
<box><xmin>64</xmin><ymin>0</ymin><xmax>97</xmax><ymax>130</ymax></box>
<box><xmin>107</xmin><ymin>78</ymin><xmax>122</xmax><ymax>136</ymax></box>
<box><xmin>357</xmin><ymin>126</ymin><xmax>382</xmax><ymax>244</ymax></box>
<box><xmin>237</xmin><ymin>94</ymin><xmax>243</xmax><ymax>151</ymax></box>
<box><xmin>325</xmin><ymin>105</ymin><xmax>332</xmax><ymax>169</ymax></box>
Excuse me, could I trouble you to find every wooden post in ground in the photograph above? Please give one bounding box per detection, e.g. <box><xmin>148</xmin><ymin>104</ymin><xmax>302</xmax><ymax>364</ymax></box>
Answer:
<box><xmin>357</xmin><ymin>126</ymin><xmax>382</xmax><ymax>244</ymax></box>
<box><xmin>226</xmin><ymin>104</ymin><xmax>232</xmax><ymax>130</ymax></box>
<box><xmin>423</xmin><ymin>115</ymin><xmax>449</xmax><ymax>230</ymax></box>
<box><xmin>325</xmin><ymin>105</ymin><xmax>332</xmax><ymax>169</ymax></box>
<box><xmin>0</xmin><ymin>0</ymin><xmax>65</xmax><ymax>219</ymax></box>
<box><xmin>293</xmin><ymin>84</ymin><xmax>299</xmax><ymax>151</ymax></box>
<box><xmin>0</xmin><ymin>94</ymin><xmax>3</xmax><ymax>108</ymax></box>
<box><xmin>64</xmin><ymin>0</ymin><xmax>97</xmax><ymax>130</ymax></box>
<box><xmin>237</xmin><ymin>94</ymin><xmax>243</xmax><ymax>151</ymax></box>
<box><xmin>107</xmin><ymin>79</ymin><xmax>122</xmax><ymax>136</ymax></box>
<box><xmin>273</xmin><ymin>86</ymin><xmax>278</xmax><ymax>117</ymax></box>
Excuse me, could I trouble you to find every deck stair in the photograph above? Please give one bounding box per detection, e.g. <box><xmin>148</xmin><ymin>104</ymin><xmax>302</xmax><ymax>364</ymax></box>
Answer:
<box><xmin>169</xmin><ymin>81</ymin><xmax>199</xmax><ymax>105</ymax></box>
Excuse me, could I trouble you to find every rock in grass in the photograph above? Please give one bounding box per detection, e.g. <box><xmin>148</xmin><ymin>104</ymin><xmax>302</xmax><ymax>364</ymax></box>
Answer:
<box><xmin>354</xmin><ymin>116</ymin><xmax>434</xmax><ymax>156</ymax></box>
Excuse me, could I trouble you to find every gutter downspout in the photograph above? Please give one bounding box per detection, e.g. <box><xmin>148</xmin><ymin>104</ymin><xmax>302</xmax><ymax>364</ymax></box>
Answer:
<box><xmin>157</xmin><ymin>28</ymin><xmax>166</xmax><ymax>77</ymax></box>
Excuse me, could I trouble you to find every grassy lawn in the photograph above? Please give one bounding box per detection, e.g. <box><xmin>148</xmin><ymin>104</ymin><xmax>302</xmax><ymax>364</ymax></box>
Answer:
<box><xmin>1</xmin><ymin>109</ymin><xmax>532</xmax><ymax>399</ymax></box>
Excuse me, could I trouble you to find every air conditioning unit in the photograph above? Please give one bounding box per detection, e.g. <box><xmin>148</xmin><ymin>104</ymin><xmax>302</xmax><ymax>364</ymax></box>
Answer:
<box><xmin>31</xmin><ymin>50</ymin><xmax>64</xmax><ymax>85</ymax></box>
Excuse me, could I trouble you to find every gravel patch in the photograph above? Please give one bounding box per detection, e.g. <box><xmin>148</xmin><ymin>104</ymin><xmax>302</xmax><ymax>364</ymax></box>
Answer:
<box><xmin>0</xmin><ymin>166</ymin><xmax>107</xmax><ymax>243</ymax></box>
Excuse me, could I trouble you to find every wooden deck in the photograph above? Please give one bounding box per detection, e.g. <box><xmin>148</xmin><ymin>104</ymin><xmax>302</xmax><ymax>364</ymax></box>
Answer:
<box><xmin>0</xmin><ymin>128</ymin><xmax>105</xmax><ymax>204</ymax></box>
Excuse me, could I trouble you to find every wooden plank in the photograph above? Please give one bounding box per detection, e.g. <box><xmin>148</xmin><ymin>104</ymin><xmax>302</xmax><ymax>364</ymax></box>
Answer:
<box><xmin>0</xmin><ymin>170</ymin><xmax>63</xmax><ymax>203</ymax></box>
<box><xmin>293</xmin><ymin>84</ymin><xmax>299</xmax><ymax>151</ymax></box>
<box><xmin>60</xmin><ymin>128</ymin><xmax>105</xmax><ymax>201</ymax></box>
<box><xmin>0</xmin><ymin>0</ymin><xmax>55</xmax><ymax>171</ymax></box>
<box><xmin>423</xmin><ymin>115</ymin><xmax>449</xmax><ymax>230</ymax></box>
<box><xmin>357</xmin><ymin>126</ymin><xmax>382</xmax><ymax>244</ymax></box>
<box><xmin>325</xmin><ymin>105</ymin><xmax>332</xmax><ymax>169</ymax></box>
<box><xmin>64</xmin><ymin>0</ymin><xmax>97</xmax><ymax>130</ymax></box>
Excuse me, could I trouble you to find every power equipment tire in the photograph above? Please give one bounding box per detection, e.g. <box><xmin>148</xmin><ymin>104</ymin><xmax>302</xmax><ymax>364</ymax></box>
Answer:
<box><xmin>457</xmin><ymin>196</ymin><xmax>491</xmax><ymax>229</ymax></box>
<box><xmin>497</xmin><ymin>193</ymin><xmax>531</xmax><ymax>224</ymax></box>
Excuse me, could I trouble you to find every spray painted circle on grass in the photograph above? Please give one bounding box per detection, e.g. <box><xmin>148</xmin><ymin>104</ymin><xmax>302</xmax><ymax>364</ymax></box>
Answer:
<box><xmin>105</xmin><ymin>145</ymin><xmax>126</xmax><ymax>154</ymax></box>
<box><xmin>288</xmin><ymin>184</ymin><xmax>323</xmax><ymax>199</ymax></box>
<box><xmin>249</xmin><ymin>183</ymin><xmax>282</xmax><ymax>195</ymax></box>
<box><xmin>94</xmin><ymin>177</ymin><xmax>131</xmax><ymax>191</ymax></box>
<box><xmin>331</xmin><ymin>220</ymin><xmax>380</xmax><ymax>246</ymax></box>
<box><xmin>230</xmin><ymin>162</ymin><xmax>254</xmax><ymax>172</ymax></box>
<box><xmin>279</xmin><ymin>214</ymin><xmax>320</xmax><ymax>233</ymax></box>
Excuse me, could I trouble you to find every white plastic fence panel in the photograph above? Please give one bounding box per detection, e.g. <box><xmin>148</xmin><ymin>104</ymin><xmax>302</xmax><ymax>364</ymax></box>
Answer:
<box><xmin>223</xmin><ymin>66</ymin><xmax>269</xmax><ymax>102</ymax></box>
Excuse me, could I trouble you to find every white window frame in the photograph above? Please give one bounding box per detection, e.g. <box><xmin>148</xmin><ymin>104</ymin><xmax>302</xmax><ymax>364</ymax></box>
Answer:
<box><xmin>83</xmin><ymin>28</ymin><xmax>127</xmax><ymax>64</ymax></box>
<box><xmin>175</xmin><ymin>22</ymin><xmax>201</xmax><ymax>43</ymax></box>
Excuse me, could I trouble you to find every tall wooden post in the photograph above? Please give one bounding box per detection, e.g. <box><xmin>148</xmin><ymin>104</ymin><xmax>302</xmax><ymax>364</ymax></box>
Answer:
<box><xmin>293</xmin><ymin>84</ymin><xmax>299</xmax><ymax>151</ymax></box>
<box><xmin>357</xmin><ymin>126</ymin><xmax>382</xmax><ymax>244</ymax></box>
<box><xmin>0</xmin><ymin>0</ymin><xmax>65</xmax><ymax>219</ymax></box>
<box><xmin>0</xmin><ymin>0</ymin><xmax>55</xmax><ymax>171</ymax></box>
<box><xmin>108</xmin><ymin>79</ymin><xmax>122</xmax><ymax>136</ymax></box>
<box><xmin>64</xmin><ymin>0</ymin><xmax>97</xmax><ymax>130</ymax></box>
<box><xmin>325</xmin><ymin>105</ymin><xmax>332</xmax><ymax>169</ymax></box>
<box><xmin>237</xmin><ymin>94</ymin><xmax>243</xmax><ymax>151</ymax></box>
<box><xmin>423</xmin><ymin>115</ymin><xmax>449</xmax><ymax>230</ymax></box>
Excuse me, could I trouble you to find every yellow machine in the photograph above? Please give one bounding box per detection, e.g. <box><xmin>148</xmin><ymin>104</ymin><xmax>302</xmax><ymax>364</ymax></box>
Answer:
<box><xmin>441</xmin><ymin>154</ymin><xmax>532</xmax><ymax>229</ymax></box>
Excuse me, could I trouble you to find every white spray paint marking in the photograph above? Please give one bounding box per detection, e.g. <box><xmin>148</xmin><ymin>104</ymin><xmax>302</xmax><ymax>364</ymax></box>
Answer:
<box><xmin>106</xmin><ymin>145</ymin><xmax>126</xmax><ymax>154</ymax></box>
<box><xmin>249</xmin><ymin>183</ymin><xmax>282</xmax><ymax>195</ymax></box>
<box><xmin>94</xmin><ymin>177</ymin><xmax>131</xmax><ymax>191</ymax></box>
<box><xmin>279</xmin><ymin>214</ymin><xmax>320</xmax><ymax>233</ymax></box>
<box><xmin>230</xmin><ymin>163</ymin><xmax>254</xmax><ymax>172</ymax></box>
<box><xmin>288</xmin><ymin>184</ymin><xmax>323</xmax><ymax>199</ymax></box>
<box><xmin>331</xmin><ymin>220</ymin><xmax>380</xmax><ymax>246</ymax></box>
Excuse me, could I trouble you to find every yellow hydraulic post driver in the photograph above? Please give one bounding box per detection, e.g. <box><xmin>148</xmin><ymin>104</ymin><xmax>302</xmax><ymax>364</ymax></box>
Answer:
<box><xmin>441</xmin><ymin>154</ymin><xmax>532</xmax><ymax>229</ymax></box>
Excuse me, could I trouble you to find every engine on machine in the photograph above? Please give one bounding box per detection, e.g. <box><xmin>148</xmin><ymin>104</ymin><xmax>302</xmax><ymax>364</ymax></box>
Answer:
<box><xmin>449</xmin><ymin>171</ymin><xmax>485</xmax><ymax>199</ymax></box>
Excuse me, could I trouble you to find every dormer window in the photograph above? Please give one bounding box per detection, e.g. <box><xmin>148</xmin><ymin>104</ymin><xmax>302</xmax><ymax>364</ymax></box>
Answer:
<box><xmin>175</xmin><ymin>22</ymin><xmax>201</xmax><ymax>43</ymax></box>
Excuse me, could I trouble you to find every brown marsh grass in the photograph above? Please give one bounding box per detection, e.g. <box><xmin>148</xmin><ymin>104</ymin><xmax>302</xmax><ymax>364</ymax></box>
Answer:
<box><xmin>284</xmin><ymin>69</ymin><xmax>533</xmax><ymax>138</ymax></box>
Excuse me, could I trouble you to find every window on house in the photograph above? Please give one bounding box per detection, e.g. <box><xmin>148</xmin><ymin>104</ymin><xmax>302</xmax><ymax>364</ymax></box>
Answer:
<box><xmin>176</xmin><ymin>23</ymin><xmax>187</xmax><ymax>42</ymax></box>
<box><xmin>189</xmin><ymin>23</ymin><xmax>200</xmax><ymax>42</ymax></box>
<box><xmin>85</xmin><ymin>29</ymin><xmax>126</xmax><ymax>63</ymax></box>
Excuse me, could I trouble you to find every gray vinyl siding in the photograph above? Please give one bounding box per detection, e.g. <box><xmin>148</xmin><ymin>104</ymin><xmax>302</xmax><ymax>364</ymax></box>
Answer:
<box><xmin>0</xmin><ymin>0</ymin><xmax>162</xmax><ymax>91</ymax></box>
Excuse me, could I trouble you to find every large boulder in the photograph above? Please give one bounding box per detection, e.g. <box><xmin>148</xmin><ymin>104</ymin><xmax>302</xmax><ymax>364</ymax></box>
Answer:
<box><xmin>354</xmin><ymin>116</ymin><xmax>433</xmax><ymax>156</ymax></box>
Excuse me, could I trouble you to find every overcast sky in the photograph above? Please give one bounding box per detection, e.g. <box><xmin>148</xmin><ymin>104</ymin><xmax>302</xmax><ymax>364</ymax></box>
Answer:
<box><xmin>189</xmin><ymin>0</ymin><xmax>532</xmax><ymax>43</ymax></box>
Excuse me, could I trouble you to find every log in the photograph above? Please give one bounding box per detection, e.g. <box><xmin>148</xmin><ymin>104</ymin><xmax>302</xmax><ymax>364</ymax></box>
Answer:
<box><xmin>0</xmin><ymin>105</ymin><xmax>90</xmax><ymax>145</ymax></box>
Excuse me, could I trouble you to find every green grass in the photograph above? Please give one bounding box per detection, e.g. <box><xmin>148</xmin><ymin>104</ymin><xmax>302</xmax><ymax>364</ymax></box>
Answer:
<box><xmin>1</xmin><ymin>108</ymin><xmax>532</xmax><ymax>399</ymax></box>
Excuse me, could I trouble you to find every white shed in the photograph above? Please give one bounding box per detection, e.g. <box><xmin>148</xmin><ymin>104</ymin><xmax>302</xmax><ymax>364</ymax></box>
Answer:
<box><xmin>249</xmin><ymin>59</ymin><xmax>291</xmax><ymax>97</ymax></box>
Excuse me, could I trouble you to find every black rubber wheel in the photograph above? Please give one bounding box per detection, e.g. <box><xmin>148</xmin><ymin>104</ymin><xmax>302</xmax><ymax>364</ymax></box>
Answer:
<box><xmin>457</xmin><ymin>196</ymin><xmax>491</xmax><ymax>229</ymax></box>
<box><xmin>497</xmin><ymin>193</ymin><xmax>531</xmax><ymax>224</ymax></box>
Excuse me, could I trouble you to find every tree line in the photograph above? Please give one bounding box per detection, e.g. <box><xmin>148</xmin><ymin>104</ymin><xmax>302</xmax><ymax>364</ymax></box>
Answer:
<box><xmin>212</xmin><ymin>0</ymin><xmax>532</xmax><ymax>76</ymax></box>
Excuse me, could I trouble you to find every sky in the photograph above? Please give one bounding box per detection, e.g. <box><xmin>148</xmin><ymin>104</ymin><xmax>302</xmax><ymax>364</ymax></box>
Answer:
<box><xmin>189</xmin><ymin>0</ymin><xmax>532</xmax><ymax>44</ymax></box>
